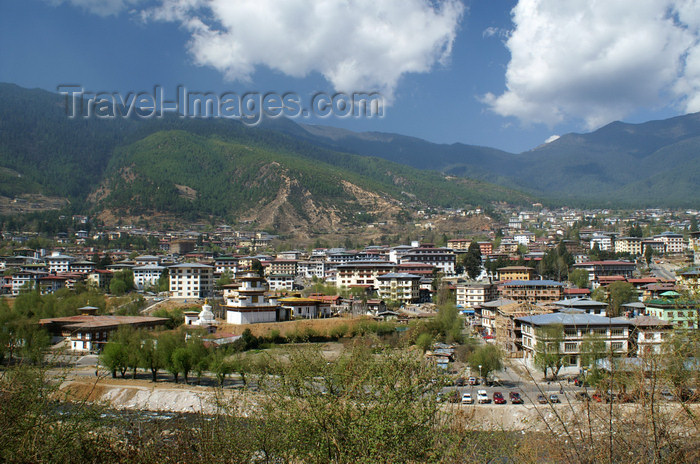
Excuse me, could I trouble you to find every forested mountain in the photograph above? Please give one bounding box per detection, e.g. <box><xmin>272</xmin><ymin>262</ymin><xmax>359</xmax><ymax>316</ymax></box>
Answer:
<box><xmin>0</xmin><ymin>83</ymin><xmax>531</xmax><ymax>231</ymax></box>
<box><xmin>280</xmin><ymin>113</ymin><xmax>700</xmax><ymax>207</ymax></box>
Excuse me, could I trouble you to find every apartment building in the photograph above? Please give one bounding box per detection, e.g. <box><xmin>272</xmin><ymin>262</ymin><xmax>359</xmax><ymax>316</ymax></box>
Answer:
<box><xmin>133</xmin><ymin>264</ymin><xmax>165</xmax><ymax>290</ymax></box>
<box><xmin>498</xmin><ymin>280</ymin><xmax>564</xmax><ymax>304</ymax></box>
<box><xmin>497</xmin><ymin>266</ymin><xmax>535</xmax><ymax>282</ymax></box>
<box><xmin>518</xmin><ymin>311</ymin><xmax>631</xmax><ymax>368</ymax></box>
<box><xmin>456</xmin><ymin>282</ymin><xmax>497</xmax><ymax>308</ymax></box>
<box><xmin>335</xmin><ymin>261</ymin><xmax>396</xmax><ymax>289</ymax></box>
<box><xmin>399</xmin><ymin>246</ymin><xmax>455</xmax><ymax>275</ymax></box>
<box><xmin>614</xmin><ymin>237</ymin><xmax>643</xmax><ymax>255</ymax></box>
<box><xmin>376</xmin><ymin>272</ymin><xmax>421</xmax><ymax>304</ymax></box>
<box><xmin>653</xmin><ymin>232</ymin><xmax>684</xmax><ymax>254</ymax></box>
<box><xmin>169</xmin><ymin>263</ymin><xmax>214</xmax><ymax>299</ymax></box>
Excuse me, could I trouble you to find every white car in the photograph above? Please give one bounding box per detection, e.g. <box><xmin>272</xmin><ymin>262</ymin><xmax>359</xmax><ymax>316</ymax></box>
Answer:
<box><xmin>477</xmin><ymin>390</ymin><xmax>490</xmax><ymax>404</ymax></box>
<box><xmin>461</xmin><ymin>393</ymin><xmax>473</xmax><ymax>404</ymax></box>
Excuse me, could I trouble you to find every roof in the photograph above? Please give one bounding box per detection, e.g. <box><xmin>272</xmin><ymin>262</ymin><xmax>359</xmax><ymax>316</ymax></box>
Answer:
<box><xmin>377</xmin><ymin>272</ymin><xmax>421</xmax><ymax>280</ymax></box>
<box><xmin>501</xmin><ymin>279</ymin><xmax>563</xmax><ymax>287</ymax></box>
<box><xmin>630</xmin><ymin>315</ymin><xmax>672</xmax><ymax>328</ymax></box>
<box><xmin>168</xmin><ymin>263</ymin><xmax>213</xmax><ymax>269</ymax></box>
<box><xmin>552</xmin><ymin>297</ymin><xmax>608</xmax><ymax>308</ymax></box>
<box><xmin>480</xmin><ymin>298</ymin><xmax>518</xmax><ymax>308</ymax></box>
<box><xmin>517</xmin><ymin>311</ymin><xmax>630</xmax><ymax>327</ymax></box>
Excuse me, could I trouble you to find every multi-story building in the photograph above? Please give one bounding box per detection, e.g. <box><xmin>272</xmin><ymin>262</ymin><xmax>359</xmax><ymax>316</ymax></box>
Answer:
<box><xmin>590</xmin><ymin>233</ymin><xmax>614</xmax><ymax>251</ymax></box>
<box><xmin>629</xmin><ymin>315</ymin><xmax>672</xmax><ymax>356</ymax></box>
<box><xmin>133</xmin><ymin>264</ymin><xmax>165</xmax><ymax>290</ymax></box>
<box><xmin>46</xmin><ymin>252</ymin><xmax>76</xmax><ymax>274</ymax></box>
<box><xmin>518</xmin><ymin>311</ymin><xmax>631</xmax><ymax>368</ymax></box>
<box><xmin>614</xmin><ymin>237</ymin><xmax>643</xmax><ymax>255</ymax></box>
<box><xmin>266</xmin><ymin>259</ymin><xmax>298</xmax><ymax>276</ymax></box>
<box><xmin>456</xmin><ymin>282</ymin><xmax>497</xmax><ymax>308</ymax></box>
<box><xmin>498</xmin><ymin>280</ymin><xmax>564</xmax><ymax>304</ymax></box>
<box><xmin>645</xmin><ymin>298</ymin><xmax>699</xmax><ymax>329</ymax></box>
<box><xmin>169</xmin><ymin>263</ymin><xmax>214</xmax><ymax>299</ymax></box>
<box><xmin>376</xmin><ymin>272</ymin><xmax>421</xmax><ymax>304</ymax></box>
<box><xmin>572</xmin><ymin>260</ymin><xmax>636</xmax><ymax>283</ymax></box>
<box><xmin>446</xmin><ymin>239</ymin><xmax>471</xmax><ymax>251</ymax></box>
<box><xmin>10</xmin><ymin>269</ymin><xmax>48</xmax><ymax>295</ymax></box>
<box><xmin>335</xmin><ymin>261</ymin><xmax>396</xmax><ymax>289</ymax></box>
<box><xmin>399</xmin><ymin>246</ymin><xmax>455</xmax><ymax>275</ymax></box>
<box><xmin>70</xmin><ymin>260</ymin><xmax>96</xmax><ymax>274</ymax></box>
<box><xmin>214</xmin><ymin>256</ymin><xmax>240</xmax><ymax>275</ymax></box>
<box><xmin>224</xmin><ymin>271</ymin><xmax>286</xmax><ymax>324</ymax></box>
<box><xmin>87</xmin><ymin>270</ymin><xmax>113</xmax><ymax>289</ymax></box>
<box><xmin>267</xmin><ymin>274</ymin><xmax>295</xmax><ymax>292</ymax></box>
<box><xmin>477</xmin><ymin>242</ymin><xmax>493</xmax><ymax>255</ymax></box>
<box><xmin>297</xmin><ymin>260</ymin><xmax>328</xmax><ymax>279</ymax></box>
<box><xmin>497</xmin><ymin>266</ymin><xmax>535</xmax><ymax>282</ymax></box>
<box><xmin>653</xmin><ymin>232</ymin><xmax>684</xmax><ymax>254</ymax></box>
<box><xmin>134</xmin><ymin>255</ymin><xmax>161</xmax><ymax>267</ymax></box>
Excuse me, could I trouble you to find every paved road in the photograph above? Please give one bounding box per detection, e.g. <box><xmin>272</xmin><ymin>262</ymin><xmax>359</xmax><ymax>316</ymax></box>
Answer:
<box><xmin>649</xmin><ymin>262</ymin><xmax>677</xmax><ymax>281</ymax></box>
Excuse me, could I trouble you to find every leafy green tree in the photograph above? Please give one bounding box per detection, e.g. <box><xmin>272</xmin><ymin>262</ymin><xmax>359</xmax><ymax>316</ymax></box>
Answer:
<box><xmin>568</xmin><ymin>268</ymin><xmax>589</xmax><ymax>289</ymax></box>
<box><xmin>138</xmin><ymin>333</ymin><xmax>163</xmax><ymax>382</ymax></box>
<box><xmin>100</xmin><ymin>341</ymin><xmax>129</xmax><ymax>378</ymax></box>
<box><xmin>607</xmin><ymin>281</ymin><xmax>637</xmax><ymax>317</ymax></box>
<box><xmin>210</xmin><ymin>350</ymin><xmax>235</xmax><ymax>387</ymax></box>
<box><xmin>156</xmin><ymin>268</ymin><xmax>169</xmax><ymax>292</ymax></box>
<box><xmin>534</xmin><ymin>324</ymin><xmax>566</xmax><ymax>379</ymax></box>
<box><xmin>461</xmin><ymin>241</ymin><xmax>482</xmax><ymax>279</ymax></box>
<box><xmin>415</xmin><ymin>332</ymin><xmax>433</xmax><ymax>352</ymax></box>
<box><xmin>580</xmin><ymin>333</ymin><xmax>606</xmax><ymax>372</ymax></box>
<box><xmin>467</xmin><ymin>344</ymin><xmax>503</xmax><ymax>382</ymax></box>
<box><xmin>172</xmin><ymin>346</ymin><xmax>194</xmax><ymax>384</ymax></box>
<box><xmin>157</xmin><ymin>330</ymin><xmax>185</xmax><ymax>382</ymax></box>
<box><xmin>645</xmin><ymin>245</ymin><xmax>654</xmax><ymax>266</ymax></box>
<box><xmin>216</xmin><ymin>270</ymin><xmax>233</xmax><ymax>288</ymax></box>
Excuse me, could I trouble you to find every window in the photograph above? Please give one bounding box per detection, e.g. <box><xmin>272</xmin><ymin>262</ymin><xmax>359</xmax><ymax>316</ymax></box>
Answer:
<box><xmin>611</xmin><ymin>328</ymin><xmax>624</xmax><ymax>337</ymax></box>
<box><xmin>611</xmin><ymin>342</ymin><xmax>624</xmax><ymax>351</ymax></box>
<box><xmin>564</xmin><ymin>342</ymin><xmax>578</xmax><ymax>352</ymax></box>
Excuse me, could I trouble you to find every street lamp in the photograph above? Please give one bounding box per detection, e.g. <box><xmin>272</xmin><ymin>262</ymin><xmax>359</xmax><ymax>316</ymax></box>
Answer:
<box><xmin>478</xmin><ymin>364</ymin><xmax>482</xmax><ymax>381</ymax></box>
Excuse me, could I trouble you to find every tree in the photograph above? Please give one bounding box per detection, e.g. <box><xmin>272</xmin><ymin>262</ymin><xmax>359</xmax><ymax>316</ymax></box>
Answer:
<box><xmin>467</xmin><ymin>344</ymin><xmax>503</xmax><ymax>382</ymax></box>
<box><xmin>210</xmin><ymin>351</ymin><xmax>235</xmax><ymax>387</ymax></box>
<box><xmin>580</xmin><ymin>333</ymin><xmax>606</xmax><ymax>373</ymax></box>
<box><xmin>415</xmin><ymin>333</ymin><xmax>433</xmax><ymax>352</ymax></box>
<box><xmin>534</xmin><ymin>324</ymin><xmax>566</xmax><ymax>379</ymax></box>
<box><xmin>138</xmin><ymin>333</ymin><xmax>163</xmax><ymax>382</ymax></box>
<box><xmin>216</xmin><ymin>270</ymin><xmax>233</xmax><ymax>288</ymax></box>
<box><xmin>461</xmin><ymin>241</ymin><xmax>482</xmax><ymax>279</ymax></box>
<box><xmin>645</xmin><ymin>245</ymin><xmax>654</xmax><ymax>266</ymax></box>
<box><xmin>607</xmin><ymin>281</ymin><xmax>637</xmax><ymax>317</ymax></box>
<box><xmin>628</xmin><ymin>224</ymin><xmax>643</xmax><ymax>237</ymax></box>
<box><xmin>100</xmin><ymin>342</ymin><xmax>128</xmax><ymax>378</ymax></box>
<box><xmin>157</xmin><ymin>330</ymin><xmax>184</xmax><ymax>382</ymax></box>
<box><xmin>568</xmin><ymin>268</ymin><xmax>589</xmax><ymax>289</ymax></box>
<box><xmin>172</xmin><ymin>346</ymin><xmax>194</xmax><ymax>384</ymax></box>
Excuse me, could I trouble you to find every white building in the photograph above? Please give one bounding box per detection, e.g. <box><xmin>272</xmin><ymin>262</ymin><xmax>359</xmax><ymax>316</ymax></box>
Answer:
<box><xmin>224</xmin><ymin>272</ymin><xmax>285</xmax><ymax>324</ymax></box>
<box><xmin>184</xmin><ymin>301</ymin><xmax>219</xmax><ymax>333</ymax></box>
<box><xmin>134</xmin><ymin>255</ymin><xmax>161</xmax><ymax>267</ymax></box>
<box><xmin>590</xmin><ymin>233</ymin><xmax>613</xmax><ymax>252</ymax></box>
<box><xmin>267</xmin><ymin>274</ymin><xmax>295</xmax><ymax>292</ymax></box>
<box><xmin>653</xmin><ymin>232</ymin><xmax>684</xmax><ymax>254</ymax></box>
<box><xmin>376</xmin><ymin>272</ymin><xmax>421</xmax><ymax>304</ymax></box>
<box><xmin>169</xmin><ymin>263</ymin><xmax>213</xmax><ymax>299</ymax></box>
<box><xmin>456</xmin><ymin>282</ymin><xmax>497</xmax><ymax>308</ymax></box>
<box><xmin>46</xmin><ymin>252</ymin><xmax>76</xmax><ymax>273</ymax></box>
<box><xmin>133</xmin><ymin>264</ymin><xmax>165</xmax><ymax>291</ymax></box>
<box><xmin>278</xmin><ymin>297</ymin><xmax>332</xmax><ymax>319</ymax></box>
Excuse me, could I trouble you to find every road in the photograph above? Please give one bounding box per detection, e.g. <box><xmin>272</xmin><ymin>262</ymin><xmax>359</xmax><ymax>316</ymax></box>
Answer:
<box><xmin>649</xmin><ymin>262</ymin><xmax>677</xmax><ymax>281</ymax></box>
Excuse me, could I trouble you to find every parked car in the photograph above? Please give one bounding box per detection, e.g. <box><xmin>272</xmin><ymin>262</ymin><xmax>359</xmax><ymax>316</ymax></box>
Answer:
<box><xmin>455</xmin><ymin>377</ymin><xmax>466</xmax><ymax>386</ymax></box>
<box><xmin>660</xmin><ymin>389</ymin><xmax>675</xmax><ymax>401</ymax></box>
<box><xmin>549</xmin><ymin>394</ymin><xmax>561</xmax><ymax>404</ymax></box>
<box><xmin>493</xmin><ymin>391</ymin><xmax>506</xmax><ymax>404</ymax></box>
<box><xmin>509</xmin><ymin>392</ymin><xmax>524</xmax><ymax>404</ymax></box>
<box><xmin>477</xmin><ymin>390</ymin><xmax>490</xmax><ymax>404</ymax></box>
<box><xmin>468</xmin><ymin>376</ymin><xmax>478</xmax><ymax>386</ymax></box>
<box><xmin>537</xmin><ymin>395</ymin><xmax>548</xmax><ymax>404</ymax></box>
<box><xmin>461</xmin><ymin>393</ymin><xmax>474</xmax><ymax>405</ymax></box>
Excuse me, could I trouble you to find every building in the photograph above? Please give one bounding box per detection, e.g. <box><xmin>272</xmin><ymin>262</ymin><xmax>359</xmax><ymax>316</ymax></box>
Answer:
<box><xmin>518</xmin><ymin>311</ymin><xmax>631</xmax><ymax>369</ymax></box>
<box><xmin>497</xmin><ymin>266</ymin><xmax>535</xmax><ymax>282</ymax></box>
<box><xmin>645</xmin><ymin>298</ymin><xmax>699</xmax><ymax>329</ymax></box>
<box><xmin>134</xmin><ymin>255</ymin><xmax>161</xmax><ymax>267</ymax></box>
<box><xmin>498</xmin><ymin>280</ymin><xmax>564</xmax><ymax>304</ymax></box>
<box><xmin>10</xmin><ymin>269</ymin><xmax>48</xmax><ymax>295</ymax></box>
<box><xmin>477</xmin><ymin>242</ymin><xmax>493</xmax><ymax>255</ymax></box>
<box><xmin>376</xmin><ymin>272</ymin><xmax>421</xmax><ymax>304</ymax></box>
<box><xmin>335</xmin><ymin>261</ymin><xmax>396</xmax><ymax>289</ymax></box>
<box><xmin>224</xmin><ymin>272</ymin><xmax>286</xmax><ymax>324</ymax></box>
<box><xmin>652</xmin><ymin>232</ymin><xmax>684</xmax><ymax>254</ymax></box>
<box><xmin>133</xmin><ymin>264</ymin><xmax>165</xmax><ymax>291</ymax></box>
<box><xmin>214</xmin><ymin>256</ymin><xmax>240</xmax><ymax>275</ymax></box>
<box><xmin>39</xmin><ymin>311</ymin><xmax>168</xmax><ymax>353</ymax></box>
<box><xmin>266</xmin><ymin>259</ymin><xmax>298</xmax><ymax>276</ymax></box>
<box><xmin>614</xmin><ymin>237</ymin><xmax>643</xmax><ymax>255</ymax></box>
<box><xmin>169</xmin><ymin>263</ymin><xmax>214</xmax><ymax>299</ymax></box>
<box><xmin>297</xmin><ymin>260</ymin><xmax>328</xmax><ymax>279</ymax></box>
<box><xmin>572</xmin><ymin>260</ymin><xmax>636</xmax><ymax>283</ymax></box>
<box><xmin>590</xmin><ymin>233</ymin><xmax>614</xmax><ymax>251</ymax></box>
<box><xmin>629</xmin><ymin>315</ymin><xmax>672</xmax><ymax>357</ymax></box>
<box><xmin>87</xmin><ymin>269</ymin><xmax>114</xmax><ymax>289</ymax></box>
<box><xmin>278</xmin><ymin>297</ymin><xmax>332</xmax><ymax>319</ymax></box>
<box><xmin>46</xmin><ymin>252</ymin><xmax>76</xmax><ymax>274</ymax></box>
<box><xmin>70</xmin><ymin>260</ymin><xmax>96</xmax><ymax>274</ymax></box>
<box><xmin>399</xmin><ymin>246</ymin><xmax>455</xmax><ymax>275</ymax></box>
<box><xmin>267</xmin><ymin>274</ymin><xmax>295</xmax><ymax>292</ymax></box>
<box><xmin>446</xmin><ymin>239</ymin><xmax>471</xmax><ymax>251</ymax></box>
<box><xmin>552</xmin><ymin>297</ymin><xmax>609</xmax><ymax>316</ymax></box>
<box><xmin>456</xmin><ymin>282</ymin><xmax>497</xmax><ymax>308</ymax></box>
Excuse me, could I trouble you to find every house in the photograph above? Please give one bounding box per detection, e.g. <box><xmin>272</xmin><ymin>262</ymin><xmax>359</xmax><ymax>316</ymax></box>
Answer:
<box><xmin>678</xmin><ymin>269</ymin><xmax>700</xmax><ymax>291</ymax></box>
<box><xmin>134</xmin><ymin>255</ymin><xmax>162</xmax><ymax>267</ymax></box>
<box><xmin>278</xmin><ymin>297</ymin><xmax>332</xmax><ymax>319</ymax></box>
<box><xmin>645</xmin><ymin>297</ymin><xmax>699</xmax><ymax>329</ymax></box>
<box><xmin>376</xmin><ymin>272</ymin><xmax>421</xmax><ymax>304</ymax></box>
<box><xmin>267</xmin><ymin>273</ymin><xmax>295</xmax><ymax>292</ymax></box>
<box><xmin>628</xmin><ymin>315</ymin><xmax>672</xmax><ymax>357</ymax></box>
<box><xmin>497</xmin><ymin>266</ymin><xmax>535</xmax><ymax>282</ymax></box>
<box><xmin>168</xmin><ymin>263</ymin><xmax>214</xmax><ymax>299</ymax></box>
<box><xmin>39</xmin><ymin>312</ymin><xmax>168</xmax><ymax>353</ymax></box>
<box><xmin>266</xmin><ymin>259</ymin><xmax>298</xmax><ymax>276</ymax></box>
<box><xmin>498</xmin><ymin>280</ymin><xmax>564</xmax><ymax>304</ymax></box>
<box><xmin>224</xmin><ymin>271</ymin><xmax>287</xmax><ymax>324</ymax></box>
<box><xmin>456</xmin><ymin>281</ymin><xmax>496</xmax><ymax>308</ymax></box>
<box><xmin>518</xmin><ymin>311</ymin><xmax>631</xmax><ymax>369</ymax></box>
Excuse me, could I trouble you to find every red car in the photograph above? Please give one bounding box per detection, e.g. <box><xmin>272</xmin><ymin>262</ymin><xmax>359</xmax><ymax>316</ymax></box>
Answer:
<box><xmin>493</xmin><ymin>391</ymin><xmax>507</xmax><ymax>404</ymax></box>
<box><xmin>509</xmin><ymin>392</ymin><xmax>524</xmax><ymax>404</ymax></box>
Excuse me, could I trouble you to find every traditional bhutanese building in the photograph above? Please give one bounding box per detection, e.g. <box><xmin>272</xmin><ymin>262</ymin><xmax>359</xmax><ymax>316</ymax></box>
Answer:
<box><xmin>224</xmin><ymin>271</ymin><xmax>288</xmax><ymax>324</ymax></box>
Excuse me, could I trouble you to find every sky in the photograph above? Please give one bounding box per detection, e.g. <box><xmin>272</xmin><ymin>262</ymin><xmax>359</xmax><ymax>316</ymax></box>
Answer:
<box><xmin>1</xmin><ymin>0</ymin><xmax>699</xmax><ymax>153</ymax></box>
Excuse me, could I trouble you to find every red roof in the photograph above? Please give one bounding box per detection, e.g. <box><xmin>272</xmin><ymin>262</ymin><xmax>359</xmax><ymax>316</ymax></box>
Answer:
<box><xmin>564</xmin><ymin>288</ymin><xmax>591</xmax><ymax>295</ymax></box>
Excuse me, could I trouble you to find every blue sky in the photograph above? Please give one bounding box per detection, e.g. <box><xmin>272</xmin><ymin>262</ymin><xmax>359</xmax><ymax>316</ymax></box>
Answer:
<box><xmin>1</xmin><ymin>0</ymin><xmax>698</xmax><ymax>153</ymax></box>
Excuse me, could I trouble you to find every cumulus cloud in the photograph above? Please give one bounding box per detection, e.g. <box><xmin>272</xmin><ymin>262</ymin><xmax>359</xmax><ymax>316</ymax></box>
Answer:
<box><xmin>47</xmin><ymin>0</ymin><xmax>147</xmax><ymax>17</ymax></box>
<box><xmin>140</xmin><ymin>0</ymin><xmax>464</xmax><ymax>100</ymax></box>
<box><xmin>483</xmin><ymin>0</ymin><xmax>700</xmax><ymax>129</ymax></box>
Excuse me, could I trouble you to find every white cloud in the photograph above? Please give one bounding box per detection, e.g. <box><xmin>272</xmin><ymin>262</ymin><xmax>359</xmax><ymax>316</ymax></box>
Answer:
<box><xmin>47</xmin><ymin>0</ymin><xmax>147</xmax><ymax>17</ymax></box>
<box><xmin>141</xmin><ymin>0</ymin><xmax>464</xmax><ymax>100</ymax></box>
<box><xmin>484</xmin><ymin>0</ymin><xmax>700</xmax><ymax>129</ymax></box>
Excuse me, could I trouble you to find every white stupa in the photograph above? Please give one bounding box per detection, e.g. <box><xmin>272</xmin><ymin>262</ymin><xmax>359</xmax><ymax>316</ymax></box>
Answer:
<box><xmin>184</xmin><ymin>300</ymin><xmax>219</xmax><ymax>333</ymax></box>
